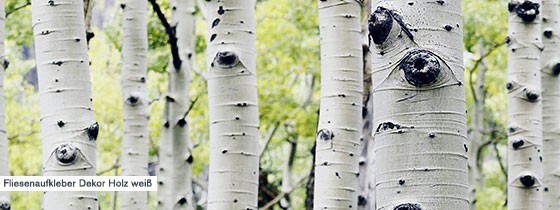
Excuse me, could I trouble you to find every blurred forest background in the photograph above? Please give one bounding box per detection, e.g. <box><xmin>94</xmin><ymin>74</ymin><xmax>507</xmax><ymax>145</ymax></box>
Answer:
<box><xmin>4</xmin><ymin>0</ymin><xmax>507</xmax><ymax>209</ymax></box>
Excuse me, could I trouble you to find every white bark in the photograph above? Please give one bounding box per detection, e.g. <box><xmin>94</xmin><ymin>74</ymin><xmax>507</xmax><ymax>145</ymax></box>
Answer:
<box><xmin>468</xmin><ymin>41</ymin><xmax>488</xmax><ymax>210</ymax></box>
<box><xmin>314</xmin><ymin>0</ymin><xmax>363</xmax><ymax>209</ymax></box>
<box><xmin>369</xmin><ymin>1</ymin><xmax>468</xmax><ymax>209</ymax></box>
<box><xmin>280</xmin><ymin>139</ymin><xmax>297</xmax><ymax>209</ymax></box>
<box><xmin>169</xmin><ymin>0</ymin><xmax>195</xmax><ymax>208</ymax></box>
<box><xmin>506</xmin><ymin>1</ymin><xmax>544</xmax><ymax>209</ymax></box>
<box><xmin>206</xmin><ymin>0</ymin><xmax>260</xmax><ymax>209</ymax></box>
<box><xmin>541</xmin><ymin>0</ymin><xmax>560</xmax><ymax>209</ymax></box>
<box><xmin>31</xmin><ymin>0</ymin><xmax>99</xmax><ymax>209</ymax></box>
<box><xmin>120</xmin><ymin>0</ymin><xmax>149</xmax><ymax>209</ymax></box>
<box><xmin>158</xmin><ymin>102</ymin><xmax>174</xmax><ymax>209</ymax></box>
<box><xmin>0</xmin><ymin>1</ymin><xmax>9</xmax><ymax>209</ymax></box>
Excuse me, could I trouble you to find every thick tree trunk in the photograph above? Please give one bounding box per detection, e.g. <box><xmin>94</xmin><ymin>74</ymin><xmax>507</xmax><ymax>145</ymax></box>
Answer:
<box><xmin>169</xmin><ymin>0</ymin><xmax>196</xmax><ymax>208</ymax></box>
<box><xmin>120</xmin><ymin>0</ymin><xmax>149</xmax><ymax>209</ymax></box>
<box><xmin>314</xmin><ymin>0</ymin><xmax>363</xmax><ymax>209</ymax></box>
<box><xmin>541</xmin><ymin>0</ymin><xmax>560</xmax><ymax>209</ymax></box>
<box><xmin>0</xmin><ymin>1</ymin><xmax>9</xmax><ymax>209</ymax></box>
<box><xmin>206</xmin><ymin>0</ymin><xmax>260</xmax><ymax>209</ymax></box>
<box><xmin>506</xmin><ymin>1</ymin><xmax>544</xmax><ymax>209</ymax></box>
<box><xmin>368</xmin><ymin>1</ymin><xmax>468</xmax><ymax>209</ymax></box>
<box><xmin>468</xmin><ymin>41</ymin><xmax>488</xmax><ymax>210</ymax></box>
<box><xmin>31</xmin><ymin>0</ymin><xmax>99</xmax><ymax>209</ymax></box>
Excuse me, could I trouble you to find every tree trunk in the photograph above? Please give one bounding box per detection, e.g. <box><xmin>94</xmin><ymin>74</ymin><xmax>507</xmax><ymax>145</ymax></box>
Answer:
<box><xmin>31</xmin><ymin>0</ymin><xmax>99</xmax><ymax>209</ymax></box>
<box><xmin>314</xmin><ymin>0</ymin><xmax>363</xmax><ymax>209</ymax></box>
<box><xmin>120</xmin><ymin>0</ymin><xmax>149</xmax><ymax>209</ymax></box>
<box><xmin>541</xmin><ymin>0</ymin><xmax>560</xmax><ymax>209</ymax></box>
<box><xmin>468</xmin><ymin>41</ymin><xmax>488</xmax><ymax>210</ymax></box>
<box><xmin>169</xmin><ymin>0</ymin><xmax>196</xmax><ymax>208</ymax></box>
<box><xmin>206</xmin><ymin>0</ymin><xmax>260</xmax><ymax>209</ymax></box>
<box><xmin>0</xmin><ymin>1</ymin><xmax>9</xmax><ymax>209</ymax></box>
<box><xmin>368</xmin><ymin>1</ymin><xmax>468</xmax><ymax>209</ymax></box>
<box><xmin>506</xmin><ymin>1</ymin><xmax>544</xmax><ymax>209</ymax></box>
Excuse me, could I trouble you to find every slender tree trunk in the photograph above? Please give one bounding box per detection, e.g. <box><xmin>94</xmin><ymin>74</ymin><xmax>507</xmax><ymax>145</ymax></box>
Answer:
<box><xmin>0</xmin><ymin>1</ymin><xmax>9</xmax><ymax>209</ymax></box>
<box><xmin>31</xmin><ymin>0</ymin><xmax>99</xmax><ymax>209</ymax></box>
<box><xmin>206</xmin><ymin>0</ymin><xmax>260</xmax><ymax>209</ymax></box>
<box><xmin>120</xmin><ymin>0</ymin><xmax>149</xmax><ymax>209</ymax></box>
<box><xmin>158</xmin><ymin>102</ymin><xmax>174</xmax><ymax>209</ymax></box>
<box><xmin>280</xmin><ymin>138</ymin><xmax>297</xmax><ymax>209</ymax></box>
<box><xmin>506</xmin><ymin>1</ymin><xmax>544</xmax><ymax>209</ymax></box>
<box><xmin>314</xmin><ymin>0</ymin><xmax>363</xmax><ymax>209</ymax></box>
<box><xmin>169</xmin><ymin>0</ymin><xmax>195</xmax><ymax>208</ymax></box>
<box><xmin>468</xmin><ymin>41</ymin><xmax>488</xmax><ymax>210</ymax></box>
<box><xmin>368</xmin><ymin>1</ymin><xmax>468</xmax><ymax>209</ymax></box>
<box><xmin>541</xmin><ymin>0</ymin><xmax>560</xmax><ymax>209</ymax></box>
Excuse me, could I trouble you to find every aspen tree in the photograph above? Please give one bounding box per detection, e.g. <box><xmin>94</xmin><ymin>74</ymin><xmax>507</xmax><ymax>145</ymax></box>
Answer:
<box><xmin>506</xmin><ymin>1</ymin><xmax>544</xmax><ymax>209</ymax></box>
<box><xmin>31</xmin><ymin>0</ymin><xmax>99</xmax><ymax>209</ymax></box>
<box><xmin>0</xmin><ymin>1</ymin><xmax>9</xmax><ymax>209</ymax></box>
<box><xmin>541</xmin><ymin>0</ymin><xmax>560</xmax><ymax>209</ymax></box>
<box><xmin>206</xmin><ymin>0</ymin><xmax>260</xmax><ymax>209</ymax></box>
<box><xmin>368</xmin><ymin>1</ymin><xmax>468</xmax><ymax>209</ymax></box>
<box><xmin>314</xmin><ymin>0</ymin><xmax>363</xmax><ymax>209</ymax></box>
<box><xmin>120</xmin><ymin>0</ymin><xmax>149</xmax><ymax>209</ymax></box>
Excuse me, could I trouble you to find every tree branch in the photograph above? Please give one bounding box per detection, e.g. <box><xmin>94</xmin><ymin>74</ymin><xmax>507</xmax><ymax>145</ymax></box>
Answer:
<box><xmin>148</xmin><ymin>0</ymin><xmax>182</xmax><ymax>70</ymax></box>
<box><xmin>259</xmin><ymin>174</ymin><xmax>310</xmax><ymax>210</ymax></box>
<box><xmin>468</xmin><ymin>41</ymin><xmax>505</xmax><ymax>102</ymax></box>
<box><xmin>259</xmin><ymin>122</ymin><xmax>280</xmax><ymax>158</ymax></box>
<box><xmin>6</xmin><ymin>0</ymin><xmax>31</xmax><ymax>18</ymax></box>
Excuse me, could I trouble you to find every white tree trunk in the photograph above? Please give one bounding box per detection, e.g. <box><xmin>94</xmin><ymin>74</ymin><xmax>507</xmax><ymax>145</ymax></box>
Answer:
<box><xmin>0</xmin><ymin>1</ymin><xmax>9</xmax><ymax>209</ymax></box>
<box><xmin>314</xmin><ymin>0</ymin><xmax>363</xmax><ymax>209</ymax></box>
<box><xmin>541</xmin><ymin>0</ymin><xmax>560</xmax><ymax>209</ymax></box>
<box><xmin>169</xmin><ymin>0</ymin><xmax>195</xmax><ymax>208</ymax></box>
<box><xmin>206</xmin><ymin>0</ymin><xmax>260</xmax><ymax>209</ymax></box>
<box><xmin>369</xmin><ymin>1</ymin><xmax>468</xmax><ymax>209</ymax></box>
<box><xmin>31</xmin><ymin>0</ymin><xmax>99</xmax><ymax>209</ymax></box>
<box><xmin>507</xmin><ymin>1</ymin><xmax>544</xmax><ymax>209</ymax></box>
<box><xmin>158</xmin><ymin>102</ymin><xmax>174</xmax><ymax>209</ymax></box>
<box><xmin>120</xmin><ymin>0</ymin><xmax>149</xmax><ymax>209</ymax></box>
<box><xmin>468</xmin><ymin>41</ymin><xmax>488</xmax><ymax>210</ymax></box>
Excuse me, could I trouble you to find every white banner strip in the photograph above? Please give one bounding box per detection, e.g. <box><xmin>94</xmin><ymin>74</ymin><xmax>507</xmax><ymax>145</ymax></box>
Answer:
<box><xmin>0</xmin><ymin>176</ymin><xmax>157</xmax><ymax>191</ymax></box>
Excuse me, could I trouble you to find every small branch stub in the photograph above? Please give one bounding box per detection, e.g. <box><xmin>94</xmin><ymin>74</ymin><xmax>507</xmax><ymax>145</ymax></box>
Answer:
<box><xmin>317</xmin><ymin>129</ymin><xmax>334</xmax><ymax>141</ymax></box>
<box><xmin>0</xmin><ymin>201</ymin><xmax>10</xmax><ymax>210</ymax></box>
<box><xmin>215</xmin><ymin>51</ymin><xmax>239</xmax><ymax>69</ymax></box>
<box><xmin>400</xmin><ymin>49</ymin><xmax>441</xmax><ymax>87</ymax></box>
<box><xmin>519</xmin><ymin>175</ymin><xmax>536</xmax><ymax>187</ymax></box>
<box><xmin>86</xmin><ymin>121</ymin><xmax>99</xmax><ymax>141</ymax></box>
<box><xmin>55</xmin><ymin>144</ymin><xmax>78</xmax><ymax>165</ymax></box>
<box><xmin>368</xmin><ymin>7</ymin><xmax>393</xmax><ymax>45</ymax></box>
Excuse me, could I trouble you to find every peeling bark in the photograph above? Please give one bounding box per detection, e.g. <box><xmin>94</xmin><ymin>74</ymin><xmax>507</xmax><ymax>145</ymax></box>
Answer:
<box><xmin>507</xmin><ymin>0</ymin><xmax>544</xmax><ymax>209</ymax></box>
<box><xmin>31</xmin><ymin>0</ymin><xmax>98</xmax><ymax>209</ymax></box>
<box><xmin>0</xmin><ymin>1</ymin><xmax>9</xmax><ymax>209</ymax></box>
<box><xmin>314</xmin><ymin>0</ymin><xmax>363</xmax><ymax>209</ymax></box>
<box><xmin>206</xmin><ymin>0</ymin><xmax>260</xmax><ymax>209</ymax></box>
<box><xmin>369</xmin><ymin>1</ymin><xmax>468</xmax><ymax>209</ymax></box>
<box><xmin>541</xmin><ymin>0</ymin><xmax>560</xmax><ymax>209</ymax></box>
<box><xmin>120</xmin><ymin>0</ymin><xmax>149</xmax><ymax>209</ymax></box>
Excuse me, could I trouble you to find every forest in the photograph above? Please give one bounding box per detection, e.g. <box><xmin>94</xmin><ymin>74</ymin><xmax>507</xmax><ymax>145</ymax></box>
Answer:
<box><xmin>0</xmin><ymin>0</ymin><xmax>555</xmax><ymax>209</ymax></box>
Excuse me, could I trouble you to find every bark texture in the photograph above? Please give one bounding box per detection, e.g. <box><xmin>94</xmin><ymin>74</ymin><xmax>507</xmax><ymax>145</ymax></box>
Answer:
<box><xmin>541</xmin><ymin>0</ymin><xmax>560</xmax><ymax>209</ymax></box>
<box><xmin>314</xmin><ymin>0</ymin><xmax>363</xmax><ymax>209</ymax></box>
<box><xmin>0</xmin><ymin>1</ymin><xmax>9</xmax><ymax>209</ymax></box>
<box><xmin>170</xmin><ymin>0</ymin><xmax>195</xmax><ymax>208</ymax></box>
<box><xmin>31</xmin><ymin>0</ymin><xmax>99</xmax><ymax>209</ymax></box>
<box><xmin>120</xmin><ymin>0</ymin><xmax>149</xmax><ymax>209</ymax></box>
<box><xmin>206</xmin><ymin>0</ymin><xmax>260</xmax><ymax>209</ymax></box>
<box><xmin>507</xmin><ymin>1</ymin><xmax>544</xmax><ymax>209</ymax></box>
<box><xmin>369</xmin><ymin>1</ymin><xmax>468</xmax><ymax>209</ymax></box>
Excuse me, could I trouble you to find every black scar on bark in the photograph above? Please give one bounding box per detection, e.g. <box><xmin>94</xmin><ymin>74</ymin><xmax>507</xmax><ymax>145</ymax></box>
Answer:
<box><xmin>505</xmin><ymin>36</ymin><xmax>511</xmax><ymax>45</ymax></box>
<box><xmin>57</xmin><ymin>120</ymin><xmax>65</xmax><ymax>128</ymax></box>
<box><xmin>120</xmin><ymin>3</ymin><xmax>126</xmax><ymax>9</ymax></box>
<box><xmin>216</xmin><ymin>51</ymin><xmax>239</xmax><ymax>68</ymax></box>
<box><xmin>369</xmin><ymin>7</ymin><xmax>413</xmax><ymax>45</ymax></box>
<box><xmin>512</xmin><ymin>139</ymin><xmax>524</xmax><ymax>149</ymax></box>
<box><xmin>55</xmin><ymin>144</ymin><xmax>77</xmax><ymax>165</ymax></box>
<box><xmin>2</xmin><ymin>59</ymin><xmax>9</xmax><ymax>69</ymax></box>
<box><xmin>177</xmin><ymin>118</ymin><xmax>186</xmax><ymax>127</ymax></box>
<box><xmin>357</xmin><ymin>195</ymin><xmax>367</xmax><ymax>206</ymax></box>
<box><xmin>0</xmin><ymin>201</ymin><xmax>10</xmax><ymax>210</ymax></box>
<box><xmin>177</xmin><ymin>197</ymin><xmax>187</xmax><ymax>205</ymax></box>
<box><xmin>164</xmin><ymin>121</ymin><xmax>170</xmax><ymax>128</ymax></box>
<box><xmin>86</xmin><ymin>121</ymin><xmax>99</xmax><ymax>141</ymax></box>
<box><xmin>525</xmin><ymin>89</ymin><xmax>539</xmax><ymax>101</ymax></box>
<box><xmin>127</xmin><ymin>95</ymin><xmax>139</xmax><ymax>104</ymax></box>
<box><xmin>317</xmin><ymin>129</ymin><xmax>334</xmax><ymax>141</ymax></box>
<box><xmin>165</xmin><ymin>96</ymin><xmax>175</xmax><ymax>103</ymax></box>
<box><xmin>375</xmin><ymin>122</ymin><xmax>401</xmax><ymax>132</ymax></box>
<box><xmin>510</xmin><ymin>1</ymin><xmax>540</xmax><ymax>22</ymax></box>
<box><xmin>86</xmin><ymin>30</ymin><xmax>95</xmax><ymax>43</ymax></box>
<box><xmin>217</xmin><ymin>6</ymin><xmax>225</xmax><ymax>15</ymax></box>
<box><xmin>48</xmin><ymin>0</ymin><xmax>55</xmax><ymax>6</ymax></box>
<box><xmin>186</xmin><ymin>155</ymin><xmax>193</xmax><ymax>164</ymax></box>
<box><xmin>506</xmin><ymin>82</ymin><xmax>513</xmax><ymax>90</ymax></box>
<box><xmin>544</xmin><ymin>30</ymin><xmax>553</xmax><ymax>39</ymax></box>
<box><xmin>552</xmin><ymin>63</ymin><xmax>560</xmax><ymax>76</ymax></box>
<box><xmin>212</xmin><ymin>18</ymin><xmax>220</xmax><ymax>28</ymax></box>
<box><xmin>398</xmin><ymin>179</ymin><xmax>405</xmax><ymax>185</ymax></box>
<box><xmin>400</xmin><ymin>49</ymin><xmax>441</xmax><ymax>87</ymax></box>
<box><xmin>394</xmin><ymin>203</ymin><xmax>422</xmax><ymax>210</ymax></box>
<box><xmin>520</xmin><ymin>175</ymin><xmax>536</xmax><ymax>187</ymax></box>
